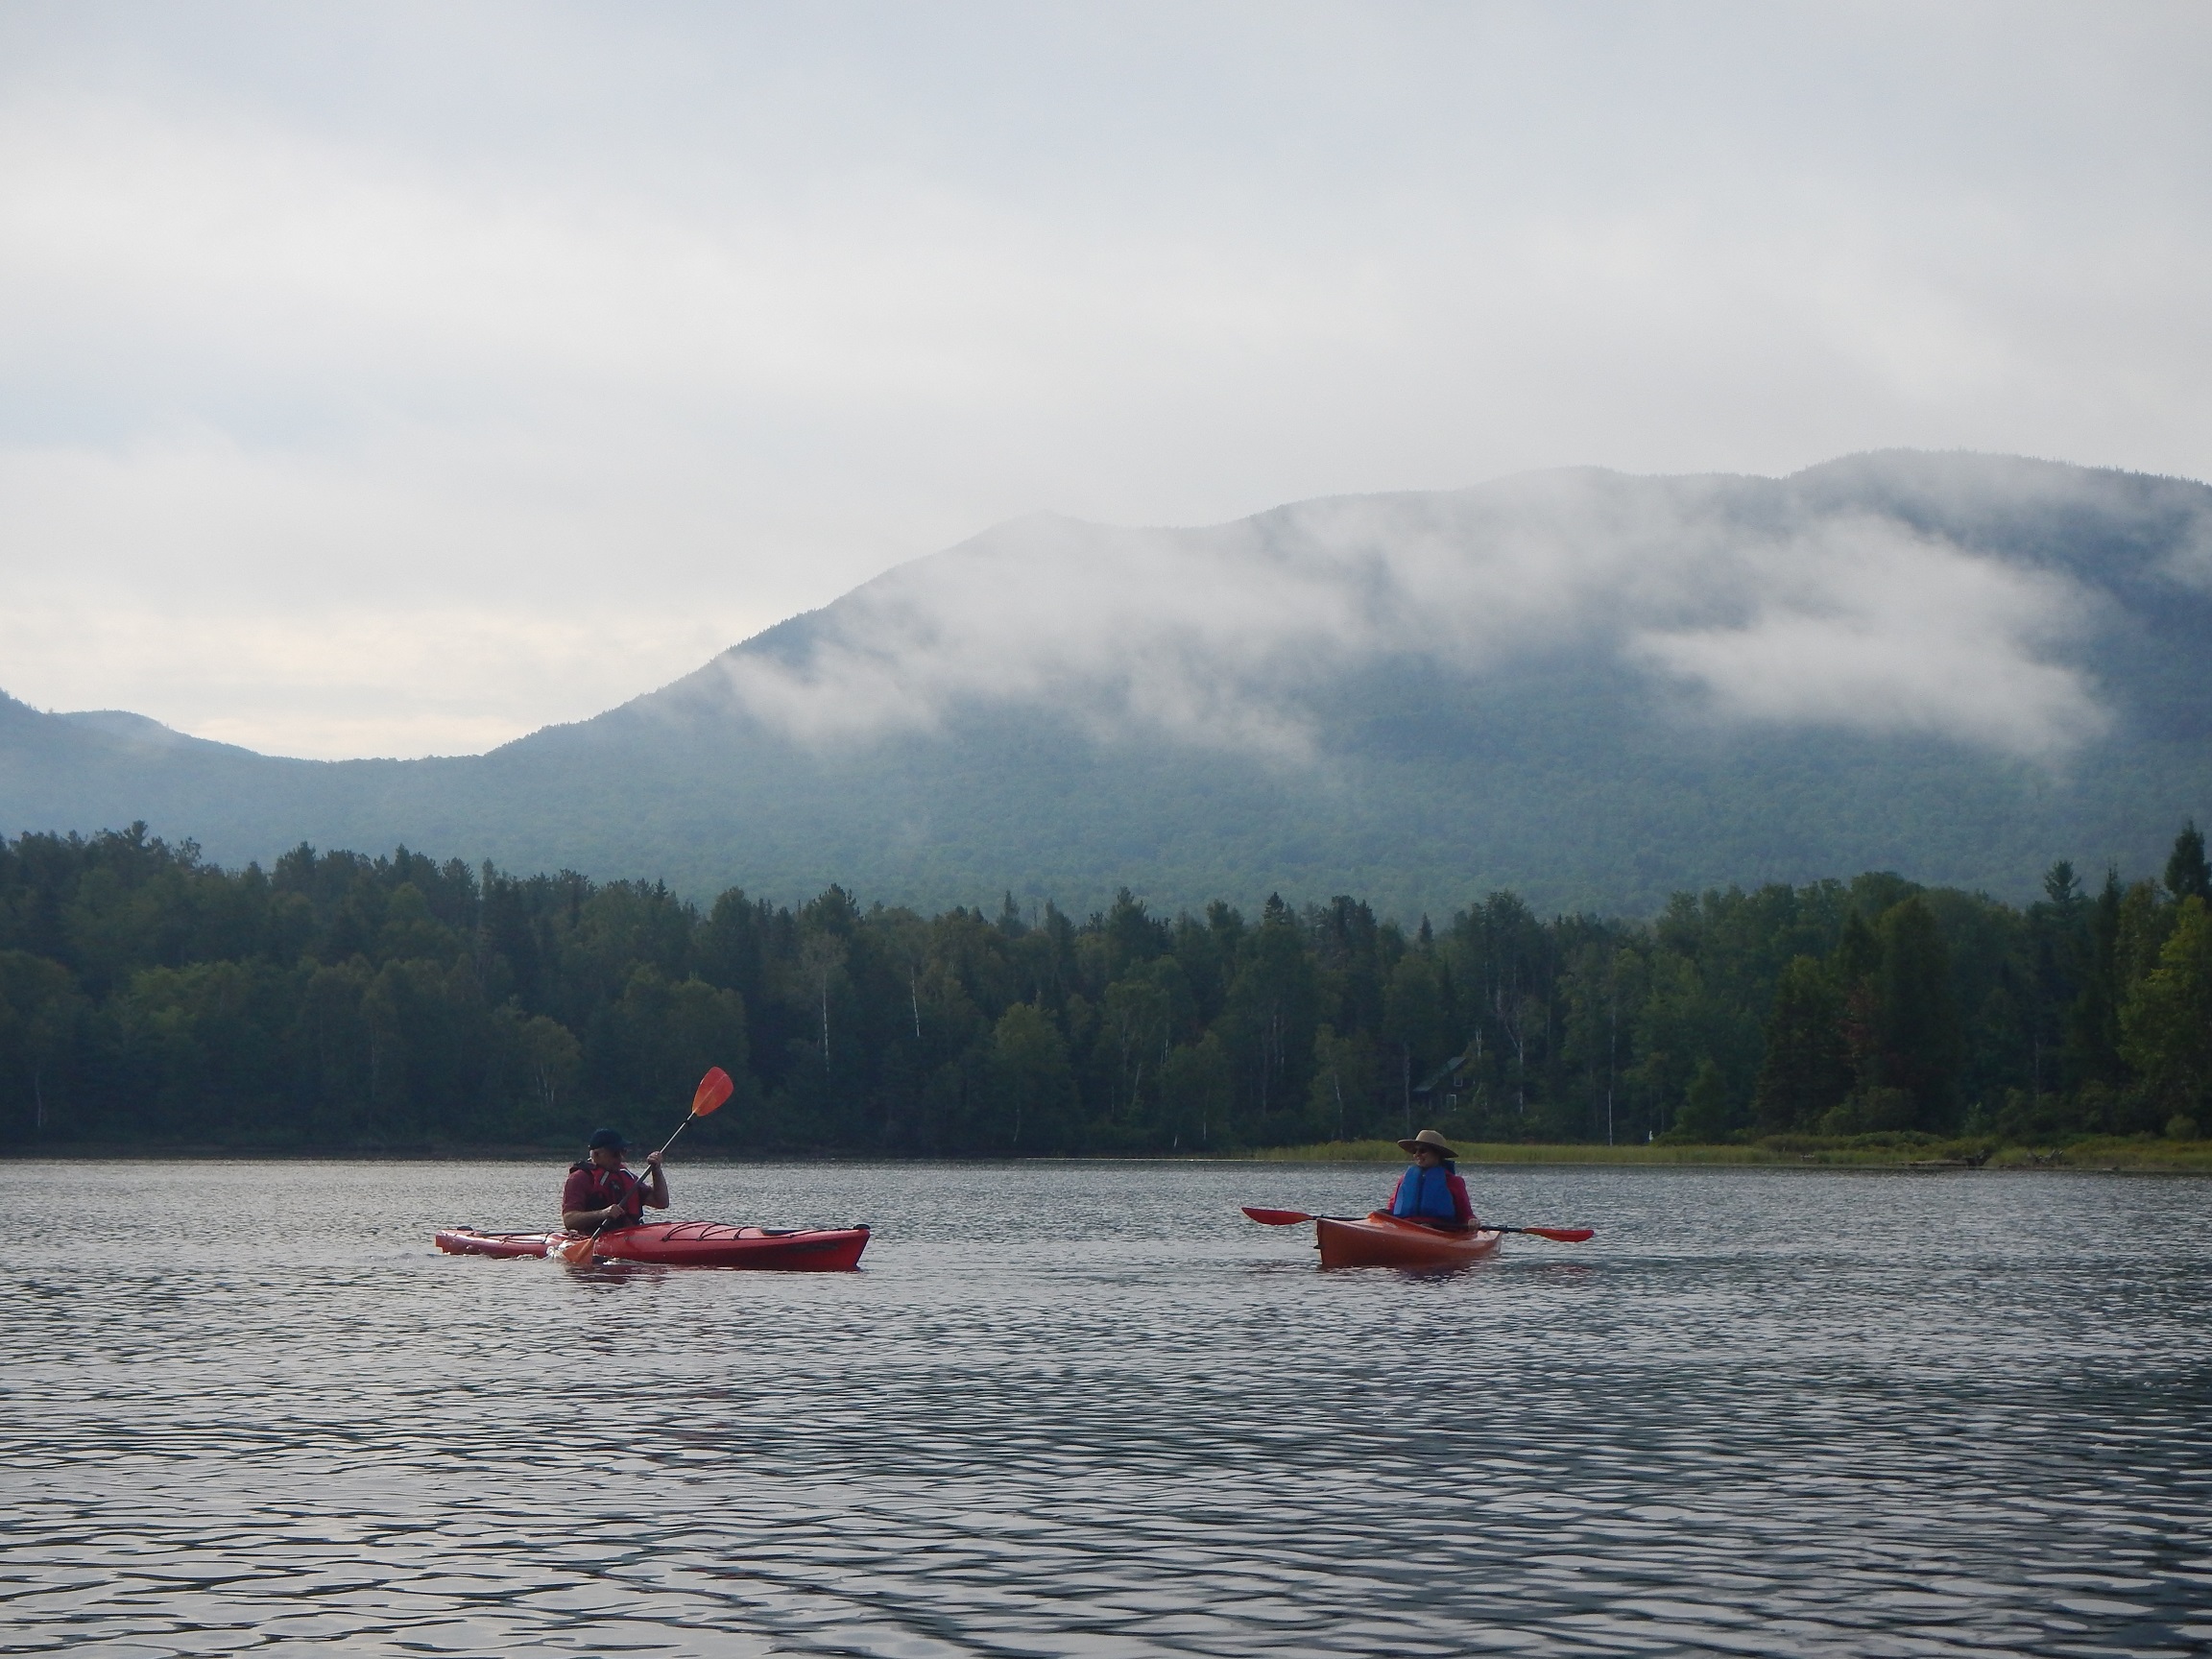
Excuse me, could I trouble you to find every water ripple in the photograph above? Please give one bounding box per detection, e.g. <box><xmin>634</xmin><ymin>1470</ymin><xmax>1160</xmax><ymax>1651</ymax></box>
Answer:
<box><xmin>2</xmin><ymin>1161</ymin><xmax>2208</xmax><ymax>1656</ymax></box>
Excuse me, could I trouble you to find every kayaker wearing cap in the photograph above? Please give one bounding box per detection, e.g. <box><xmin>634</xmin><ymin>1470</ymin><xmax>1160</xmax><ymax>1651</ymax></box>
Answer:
<box><xmin>561</xmin><ymin>1128</ymin><xmax>668</xmax><ymax>1232</ymax></box>
<box><xmin>1386</xmin><ymin>1129</ymin><xmax>1477</xmax><ymax>1230</ymax></box>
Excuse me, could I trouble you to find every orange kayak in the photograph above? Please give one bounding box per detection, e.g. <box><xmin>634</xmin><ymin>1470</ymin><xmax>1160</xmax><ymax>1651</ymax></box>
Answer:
<box><xmin>434</xmin><ymin>1220</ymin><xmax>869</xmax><ymax>1271</ymax></box>
<box><xmin>1314</xmin><ymin>1212</ymin><xmax>1503</xmax><ymax>1269</ymax></box>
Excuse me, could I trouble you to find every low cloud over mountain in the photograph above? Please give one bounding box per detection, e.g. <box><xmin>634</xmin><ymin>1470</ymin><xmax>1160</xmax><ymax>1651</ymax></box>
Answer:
<box><xmin>5</xmin><ymin>451</ymin><xmax>2209</xmax><ymax>917</ymax></box>
<box><xmin>694</xmin><ymin>453</ymin><xmax>2171</xmax><ymax>766</ymax></box>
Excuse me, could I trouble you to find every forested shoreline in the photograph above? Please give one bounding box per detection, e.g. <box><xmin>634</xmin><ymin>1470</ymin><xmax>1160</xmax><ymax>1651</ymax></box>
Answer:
<box><xmin>2</xmin><ymin>822</ymin><xmax>2209</xmax><ymax>1155</ymax></box>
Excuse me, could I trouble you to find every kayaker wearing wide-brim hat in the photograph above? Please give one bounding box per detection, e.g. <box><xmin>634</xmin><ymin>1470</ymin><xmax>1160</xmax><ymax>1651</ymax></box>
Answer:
<box><xmin>560</xmin><ymin>1127</ymin><xmax>669</xmax><ymax>1233</ymax></box>
<box><xmin>1386</xmin><ymin>1128</ymin><xmax>1477</xmax><ymax>1230</ymax></box>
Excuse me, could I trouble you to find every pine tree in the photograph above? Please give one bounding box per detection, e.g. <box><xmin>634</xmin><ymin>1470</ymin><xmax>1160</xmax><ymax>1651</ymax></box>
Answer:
<box><xmin>2064</xmin><ymin>867</ymin><xmax>2124</xmax><ymax>1086</ymax></box>
<box><xmin>1751</xmin><ymin>955</ymin><xmax>1848</xmax><ymax>1131</ymax></box>
<box><xmin>1832</xmin><ymin>909</ymin><xmax>1882</xmax><ymax>1094</ymax></box>
<box><xmin>1873</xmin><ymin>898</ymin><xmax>1961</xmax><ymax>1130</ymax></box>
<box><xmin>1672</xmin><ymin>1057</ymin><xmax>1735</xmax><ymax>1142</ymax></box>
<box><xmin>2044</xmin><ymin>860</ymin><xmax>2083</xmax><ymax>908</ymax></box>
<box><xmin>2119</xmin><ymin>897</ymin><xmax>2212</xmax><ymax>1121</ymax></box>
<box><xmin>2166</xmin><ymin>821</ymin><xmax>2211</xmax><ymax>905</ymax></box>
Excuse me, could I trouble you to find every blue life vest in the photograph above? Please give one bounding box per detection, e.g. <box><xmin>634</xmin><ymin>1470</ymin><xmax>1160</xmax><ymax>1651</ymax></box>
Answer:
<box><xmin>1391</xmin><ymin>1164</ymin><xmax>1457</xmax><ymax>1221</ymax></box>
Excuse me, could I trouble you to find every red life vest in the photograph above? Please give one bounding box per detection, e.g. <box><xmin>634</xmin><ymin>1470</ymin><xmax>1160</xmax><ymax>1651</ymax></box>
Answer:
<box><xmin>565</xmin><ymin>1162</ymin><xmax>647</xmax><ymax>1224</ymax></box>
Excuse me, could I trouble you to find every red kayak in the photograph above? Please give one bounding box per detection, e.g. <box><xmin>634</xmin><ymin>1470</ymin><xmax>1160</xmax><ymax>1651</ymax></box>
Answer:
<box><xmin>1315</xmin><ymin>1212</ymin><xmax>1503</xmax><ymax>1270</ymax></box>
<box><xmin>434</xmin><ymin>1220</ymin><xmax>869</xmax><ymax>1271</ymax></box>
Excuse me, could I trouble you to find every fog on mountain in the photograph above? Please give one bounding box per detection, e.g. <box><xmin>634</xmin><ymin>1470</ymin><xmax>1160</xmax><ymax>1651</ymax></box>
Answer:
<box><xmin>4</xmin><ymin>450</ymin><xmax>2209</xmax><ymax>920</ymax></box>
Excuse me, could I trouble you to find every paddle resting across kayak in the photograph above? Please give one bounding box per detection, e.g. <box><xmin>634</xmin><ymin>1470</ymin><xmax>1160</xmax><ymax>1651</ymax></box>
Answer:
<box><xmin>435</xmin><ymin>1219</ymin><xmax>869</xmax><ymax>1270</ymax></box>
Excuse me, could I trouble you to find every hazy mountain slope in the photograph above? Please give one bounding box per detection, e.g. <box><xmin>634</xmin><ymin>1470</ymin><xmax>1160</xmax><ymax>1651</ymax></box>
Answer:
<box><xmin>0</xmin><ymin>692</ymin><xmax>466</xmax><ymax>866</ymax></box>
<box><xmin>4</xmin><ymin>450</ymin><xmax>2208</xmax><ymax>917</ymax></box>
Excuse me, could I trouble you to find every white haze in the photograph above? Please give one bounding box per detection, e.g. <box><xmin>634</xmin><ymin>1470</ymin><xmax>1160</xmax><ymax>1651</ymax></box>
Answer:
<box><xmin>708</xmin><ymin>472</ymin><xmax>2114</xmax><ymax>763</ymax></box>
<box><xmin>0</xmin><ymin>4</ymin><xmax>2209</xmax><ymax>756</ymax></box>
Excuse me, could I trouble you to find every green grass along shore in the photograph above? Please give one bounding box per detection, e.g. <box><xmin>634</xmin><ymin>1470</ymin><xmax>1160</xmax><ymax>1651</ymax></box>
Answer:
<box><xmin>1255</xmin><ymin>1135</ymin><xmax>2212</xmax><ymax>1172</ymax></box>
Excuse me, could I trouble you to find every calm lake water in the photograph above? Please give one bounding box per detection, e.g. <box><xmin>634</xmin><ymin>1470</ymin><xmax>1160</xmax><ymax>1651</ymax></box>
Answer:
<box><xmin>2</xmin><ymin>1159</ymin><xmax>2208</xmax><ymax>1658</ymax></box>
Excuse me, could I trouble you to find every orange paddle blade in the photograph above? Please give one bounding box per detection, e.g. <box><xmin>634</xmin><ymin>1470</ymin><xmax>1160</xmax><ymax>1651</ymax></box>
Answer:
<box><xmin>1242</xmin><ymin>1206</ymin><xmax>1316</xmax><ymax>1225</ymax></box>
<box><xmin>555</xmin><ymin>1233</ymin><xmax>595</xmax><ymax>1264</ymax></box>
<box><xmin>692</xmin><ymin>1067</ymin><xmax>734</xmax><ymax>1117</ymax></box>
<box><xmin>1520</xmin><ymin>1226</ymin><xmax>1595</xmax><ymax>1242</ymax></box>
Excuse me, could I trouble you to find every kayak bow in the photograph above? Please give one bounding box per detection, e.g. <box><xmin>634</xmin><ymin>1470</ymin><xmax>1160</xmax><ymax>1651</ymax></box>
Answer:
<box><xmin>1313</xmin><ymin>1212</ymin><xmax>1503</xmax><ymax>1270</ymax></box>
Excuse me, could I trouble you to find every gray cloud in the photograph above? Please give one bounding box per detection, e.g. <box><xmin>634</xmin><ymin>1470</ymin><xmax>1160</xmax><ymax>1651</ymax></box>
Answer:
<box><xmin>706</xmin><ymin>469</ymin><xmax>2117</xmax><ymax>763</ymax></box>
<box><xmin>1626</xmin><ymin>518</ymin><xmax>2107</xmax><ymax>757</ymax></box>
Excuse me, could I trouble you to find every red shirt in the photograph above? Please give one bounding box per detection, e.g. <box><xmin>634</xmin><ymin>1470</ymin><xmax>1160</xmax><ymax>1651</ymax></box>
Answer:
<box><xmin>562</xmin><ymin>1163</ymin><xmax>647</xmax><ymax>1224</ymax></box>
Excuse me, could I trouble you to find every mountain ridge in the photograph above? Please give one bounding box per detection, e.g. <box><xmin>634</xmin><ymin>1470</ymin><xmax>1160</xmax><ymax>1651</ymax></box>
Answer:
<box><xmin>6</xmin><ymin>449</ymin><xmax>2209</xmax><ymax>918</ymax></box>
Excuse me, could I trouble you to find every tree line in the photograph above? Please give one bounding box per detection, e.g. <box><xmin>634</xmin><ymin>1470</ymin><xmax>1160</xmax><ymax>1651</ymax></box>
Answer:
<box><xmin>2</xmin><ymin>821</ymin><xmax>2208</xmax><ymax>1153</ymax></box>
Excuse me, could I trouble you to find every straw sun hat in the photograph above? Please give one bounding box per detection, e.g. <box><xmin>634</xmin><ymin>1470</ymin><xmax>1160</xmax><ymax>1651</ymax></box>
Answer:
<box><xmin>1396</xmin><ymin>1128</ymin><xmax>1461</xmax><ymax>1159</ymax></box>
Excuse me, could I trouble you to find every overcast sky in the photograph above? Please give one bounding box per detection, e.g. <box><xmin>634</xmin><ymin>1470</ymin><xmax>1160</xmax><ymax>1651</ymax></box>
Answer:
<box><xmin>3</xmin><ymin>1</ymin><xmax>2208</xmax><ymax>758</ymax></box>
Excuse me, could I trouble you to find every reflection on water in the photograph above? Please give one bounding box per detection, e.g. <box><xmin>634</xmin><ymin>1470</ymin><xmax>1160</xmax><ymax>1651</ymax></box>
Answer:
<box><xmin>3</xmin><ymin>1159</ymin><xmax>2208</xmax><ymax>1656</ymax></box>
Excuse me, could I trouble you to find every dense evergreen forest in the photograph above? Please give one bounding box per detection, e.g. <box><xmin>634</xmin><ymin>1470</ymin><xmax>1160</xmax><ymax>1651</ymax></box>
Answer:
<box><xmin>2</xmin><ymin>821</ymin><xmax>2209</xmax><ymax>1154</ymax></box>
